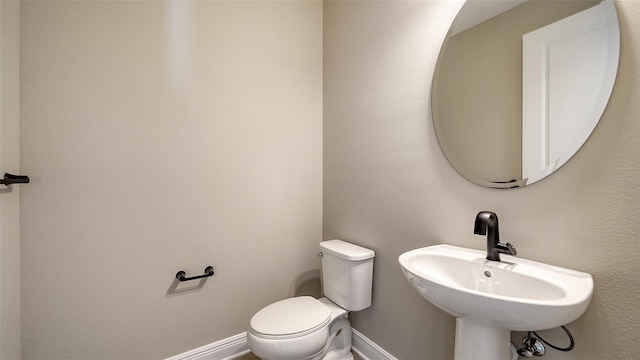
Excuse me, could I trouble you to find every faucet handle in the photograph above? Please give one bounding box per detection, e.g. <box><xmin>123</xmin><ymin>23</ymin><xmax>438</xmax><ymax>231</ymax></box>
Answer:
<box><xmin>505</xmin><ymin>242</ymin><xmax>517</xmax><ymax>256</ymax></box>
<box><xmin>496</xmin><ymin>242</ymin><xmax>517</xmax><ymax>256</ymax></box>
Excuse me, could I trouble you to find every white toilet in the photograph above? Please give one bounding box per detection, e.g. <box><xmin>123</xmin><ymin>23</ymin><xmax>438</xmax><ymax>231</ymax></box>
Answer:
<box><xmin>247</xmin><ymin>239</ymin><xmax>375</xmax><ymax>360</ymax></box>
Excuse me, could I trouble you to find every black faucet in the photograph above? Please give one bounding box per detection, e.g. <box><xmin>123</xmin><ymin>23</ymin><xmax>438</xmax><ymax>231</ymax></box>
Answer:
<box><xmin>474</xmin><ymin>211</ymin><xmax>517</xmax><ymax>261</ymax></box>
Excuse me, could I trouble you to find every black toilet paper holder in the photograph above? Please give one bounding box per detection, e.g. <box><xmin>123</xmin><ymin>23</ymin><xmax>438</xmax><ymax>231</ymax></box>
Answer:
<box><xmin>175</xmin><ymin>266</ymin><xmax>215</xmax><ymax>282</ymax></box>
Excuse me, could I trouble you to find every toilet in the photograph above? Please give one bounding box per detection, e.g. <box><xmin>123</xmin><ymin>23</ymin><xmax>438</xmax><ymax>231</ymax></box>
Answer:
<box><xmin>247</xmin><ymin>239</ymin><xmax>375</xmax><ymax>360</ymax></box>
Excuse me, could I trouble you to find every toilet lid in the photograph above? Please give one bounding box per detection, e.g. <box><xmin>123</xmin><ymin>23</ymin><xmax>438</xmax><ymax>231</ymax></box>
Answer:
<box><xmin>250</xmin><ymin>296</ymin><xmax>331</xmax><ymax>337</ymax></box>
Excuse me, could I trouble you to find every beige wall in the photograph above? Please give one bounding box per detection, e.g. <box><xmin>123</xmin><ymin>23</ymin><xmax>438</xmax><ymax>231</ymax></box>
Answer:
<box><xmin>1</xmin><ymin>1</ymin><xmax>22</xmax><ymax>359</ymax></box>
<box><xmin>15</xmin><ymin>0</ymin><xmax>640</xmax><ymax>358</ymax></box>
<box><xmin>20</xmin><ymin>1</ymin><xmax>322</xmax><ymax>358</ymax></box>
<box><xmin>324</xmin><ymin>0</ymin><xmax>639</xmax><ymax>359</ymax></box>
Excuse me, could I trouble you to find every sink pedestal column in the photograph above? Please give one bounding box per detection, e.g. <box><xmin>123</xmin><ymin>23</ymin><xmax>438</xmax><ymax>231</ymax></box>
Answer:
<box><xmin>454</xmin><ymin>318</ymin><xmax>511</xmax><ymax>360</ymax></box>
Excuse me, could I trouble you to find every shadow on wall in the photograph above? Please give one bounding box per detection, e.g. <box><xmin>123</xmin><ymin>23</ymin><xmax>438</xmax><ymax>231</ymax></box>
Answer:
<box><xmin>292</xmin><ymin>269</ymin><xmax>321</xmax><ymax>298</ymax></box>
<box><xmin>166</xmin><ymin>276</ymin><xmax>210</xmax><ymax>296</ymax></box>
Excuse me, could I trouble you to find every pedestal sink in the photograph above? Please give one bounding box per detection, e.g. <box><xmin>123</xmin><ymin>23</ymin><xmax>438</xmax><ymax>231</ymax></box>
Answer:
<box><xmin>398</xmin><ymin>244</ymin><xmax>593</xmax><ymax>360</ymax></box>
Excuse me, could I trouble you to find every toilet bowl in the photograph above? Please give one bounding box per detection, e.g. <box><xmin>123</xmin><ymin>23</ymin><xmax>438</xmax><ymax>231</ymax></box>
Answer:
<box><xmin>248</xmin><ymin>297</ymin><xmax>352</xmax><ymax>360</ymax></box>
<box><xmin>247</xmin><ymin>240</ymin><xmax>375</xmax><ymax>360</ymax></box>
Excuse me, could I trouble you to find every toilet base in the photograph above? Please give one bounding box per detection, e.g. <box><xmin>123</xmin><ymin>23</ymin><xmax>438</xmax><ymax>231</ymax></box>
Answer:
<box><xmin>257</xmin><ymin>350</ymin><xmax>353</xmax><ymax>360</ymax></box>
<box><xmin>320</xmin><ymin>352</ymin><xmax>353</xmax><ymax>360</ymax></box>
<box><xmin>316</xmin><ymin>316</ymin><xmax>352</xmax><ymax>360</ymax></box>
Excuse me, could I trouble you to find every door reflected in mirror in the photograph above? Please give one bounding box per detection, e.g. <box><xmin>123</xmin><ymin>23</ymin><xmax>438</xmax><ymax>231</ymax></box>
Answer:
<box><xmin>432</xmin><ymin>0</ymin><xmax>620</xmax><ymax>188</ymax></box>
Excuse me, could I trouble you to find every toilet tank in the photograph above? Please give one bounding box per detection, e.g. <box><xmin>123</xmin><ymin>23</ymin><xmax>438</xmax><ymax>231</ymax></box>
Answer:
<box><xmin>319</xmin><ymin>240</ymin><xmax>375</xmax><ymax>311</ymax></box>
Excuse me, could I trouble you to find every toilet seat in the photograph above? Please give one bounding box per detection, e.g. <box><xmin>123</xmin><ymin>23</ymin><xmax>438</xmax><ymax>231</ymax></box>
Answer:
<box><xmin>250</xmin><ymin>296</ymin><xmax>331</xmax><ymax>339</ymax></box>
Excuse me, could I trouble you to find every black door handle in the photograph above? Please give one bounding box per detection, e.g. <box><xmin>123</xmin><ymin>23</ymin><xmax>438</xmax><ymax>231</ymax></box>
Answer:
<box><xmin>0</xmin><ymin>173</ymin><xmax>30</xmax><ymax>186</ymax></box>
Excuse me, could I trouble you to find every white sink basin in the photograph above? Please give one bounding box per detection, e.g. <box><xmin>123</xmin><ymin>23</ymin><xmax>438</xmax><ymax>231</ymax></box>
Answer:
<box><xmin>398</xmin><ymin>244</ymin><xmax>593</xmax><ymax>359</ymax></box>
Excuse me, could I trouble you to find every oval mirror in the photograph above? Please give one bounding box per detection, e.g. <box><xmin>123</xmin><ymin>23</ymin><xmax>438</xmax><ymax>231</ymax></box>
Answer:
<box><xmin>432</xmin><ymin>0</ymin><xmax>620</xmax><ymax>188</ymax></box>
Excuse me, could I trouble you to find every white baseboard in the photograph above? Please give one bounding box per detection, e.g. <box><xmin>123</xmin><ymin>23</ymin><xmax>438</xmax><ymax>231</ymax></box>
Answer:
<box><xmin>166</xmin><ymin>328</ymin><xmax>397</xmax><ymax>360</ymax></box>
<box><xmin>351</xmin><ymin>328</ymin><xmax>398</xmax><ymax>360</ymax></box>
<box><xmin>165</xmin><ymin>332</ymin><xmax>249</xmax><ymax>360</ymax></box>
